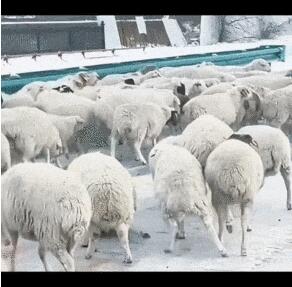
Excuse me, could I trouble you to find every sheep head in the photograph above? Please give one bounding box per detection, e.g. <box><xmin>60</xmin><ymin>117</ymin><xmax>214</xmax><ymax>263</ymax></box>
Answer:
<box><xmin>228</xmin><ymin>133</ymin><xmax>258</xmax><ymax>148</ymax></box>
<box><xmin>188</xmin><ymin>80</ymin><xmax>207</xmax><ymax>98</ymax></box>
<box><xmin>248</xmin><ymin>59</ymin><xmax>271</xmax><ymax>72</ymax></box>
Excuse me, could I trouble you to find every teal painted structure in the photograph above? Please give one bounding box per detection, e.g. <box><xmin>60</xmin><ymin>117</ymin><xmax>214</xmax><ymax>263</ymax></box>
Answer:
<box><xmin>1</xmin><ymin>45</ymin><xmax>285</xmax><ymax>94</ymax></box>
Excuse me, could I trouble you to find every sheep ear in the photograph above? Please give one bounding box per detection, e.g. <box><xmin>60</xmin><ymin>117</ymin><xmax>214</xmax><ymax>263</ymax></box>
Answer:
<box><xmin>240</xmin><ymin>87</ymin><xmax>250</xmax><ymax>98</ymax></box>
<box><xmin>78</xmin><ymin>73</ymin><xmax>89</xmax><ymax>83</ymax></box>
<box><xmin>73</xmin><ymin>79</ymin><xmax>83</xmax><ymax>88</ymax></box>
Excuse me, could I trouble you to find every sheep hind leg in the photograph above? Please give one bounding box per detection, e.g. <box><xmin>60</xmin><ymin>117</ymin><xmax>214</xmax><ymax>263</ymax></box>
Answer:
<box><xmin>46</xmin><ymin>148</ymin><xmax>50</xmax><ymax>163</ymax></box>
<box><xmin>110</xmin><ymin>132</ymin><xmax>117</xmax><ymax>158</ymax></box>
<box><xmin>38</xmin><ymin>245</ymin><xmax>50</xmax><ymax>271</ymax></box>
<box><xmin>226</xmin><ymin>206</ymin><xmax>234</xmax><ymax>233</ymax></box>
<box><xmin>55</xmin><ymin>249</ymin><xmax>75</xmax><ymax>272</ymax></box>
<box><xmin>7</xmin><ymin>231</ymin><xmax>18</xmax><ymax>271</ymax></box>
<box><xmin>163</xmin><ymin>218</ymin><xmax>178</xmax><ymax>254</ymax></box>
<box><xmin>280</xmin><ymin>166</ymin><xmax>291</xmax><ymax>210</ymax></box>
<box><xmin>133</xmin><ymin>141</ymin><xmax>147</xmax><ymax>165</ymax></box>
<box><xmin>116</xmin><ymin>223</ymin><xmax>133</xmax><ymax>264</ymax></box>
<box><xmin>200</xmin><ymin>214</ymin><xmax>228</xmax><ymax>257</ymax></box>
<box><xmin>214</xmin><ymin>203</ymin><xmax>227</xmax><ymax>243</ymax></box>
<box><xmin>85</xmin><ymin>225</ymin><xmax>98</xmax><ymax>259</ymax></box>
<box><xmin>240</xmin><ymin>203</ymin><xmax>248</xmax><ymax>256</ymax></box>
<box><xmin>176</xmin><ymin>219</ymin><xmax>186</xmax><ymax>239</ymax></box>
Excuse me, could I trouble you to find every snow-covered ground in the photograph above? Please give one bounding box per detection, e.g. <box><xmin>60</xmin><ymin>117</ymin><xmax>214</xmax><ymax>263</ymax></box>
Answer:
<box><xmin>1</xmin><ymin>38</ymin><xmax>292</xmax><ymax>272</ymax></box>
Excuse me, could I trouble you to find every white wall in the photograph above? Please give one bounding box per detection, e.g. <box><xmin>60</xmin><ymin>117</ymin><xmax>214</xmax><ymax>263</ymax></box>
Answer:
<box><xmin>96</xmin><ymin>16</ymin><xmax>122</xmax><ymax>49</ymax></box>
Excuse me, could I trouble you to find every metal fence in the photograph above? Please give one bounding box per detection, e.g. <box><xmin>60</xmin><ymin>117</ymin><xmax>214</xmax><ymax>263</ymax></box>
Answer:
<box><xmin>1</xmin><ymin>20</ymin><xmax>105</xmax><ymax>56</ymax></box>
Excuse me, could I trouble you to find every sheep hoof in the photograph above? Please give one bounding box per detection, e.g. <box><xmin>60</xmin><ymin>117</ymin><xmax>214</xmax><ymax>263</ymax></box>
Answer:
<box><xmin>123</xmin><ymin>257</ymin><xmax>133</xmax><ymax>264</ymax></box>
<box><xmin>220</xmin><ymin>250</ymin><xmax>229</xmax><ymax>258</ymax></box>
<box><xmin>95</xmin><ymin>248</ymin><xmax>98</xmax><ymax>252</ymax></box>
<box><xmin>226</xmin><ymin>224</ymin><xmax>233</xmax><ymax>233</ymax></box>
<box><xmin>3</xmin><ymin>239</ymin><xmax>11</xmax><ymax>246</ymax></box>
<box><xmin>164</xmin><ymin>249</ymin><xmax>172</xmax><ymax>254</ymax></box>
<box><xmin>141</xmin><ymin>161</ymin><xmax>147</xmax><ymax>166</ymax></box>
<box><xmin>241</xmin><ymin>249</ymin><xmax>247</xmax><ymax>257</ymax></box>
<box><xmin>247</xmin><ymin>226</ymin><xmax>252</xmax><ymax>232</ymax></box>
<box><xmin>85</xmin><ymin>254</ymin><xmax>92</xmax><ymax>260</ymax></box>
<box><xmin>81</xmin><ymin>244</ymin><xmax>88</xmax><ymax>248</ymax></box>
<box><xmin>176</xmin><ymin>232</ymin><xmax>186</xmax><ymax>240</ymax></box>
<box><xmin>141</xmin><ymin>232</ymin><xmax>151</xmax><ymax>239</ymax></box>
<box><xmin>287</xmin><ymin>202</ymin><xmax>292</xmax><ymax>210</ymax></box>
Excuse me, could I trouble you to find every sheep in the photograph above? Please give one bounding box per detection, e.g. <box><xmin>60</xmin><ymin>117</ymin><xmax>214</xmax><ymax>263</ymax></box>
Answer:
<box><xmin>46</xmin><ymin>114</ymin><xmax>86</xmax><ymax>161</ymax></box>
<box><xmin>181</xmin><ymin>86</ymin><xmax>261</xmax><ymax>130</ymax></box>
<box><xmin>201</xmin><ymin>82</ymin><xmax>237</xmax><ymax>95</ymax></box>
<box><xmin>33</xmin><ymin>89</ymin><xmax>103</xmax><ymax>152</ymax></box>
<box><xmin>1</xmin><ymin>107</ymin><xmax>62</xmax><ymax>163</ymax></box>
<box><xmin>159</xmin><ymin>65</ymin><xmax>237</xmax><ymax>82</ymax></box>
<box><xmin>98</xmin><ymin>70</ymin><xmax>161</xmax><ymax>86</ymax></box>
<box><xmin>212</xmin><ymin>59</ymin><xmax>272</xmax><ymax>73</ymax></box>
<box><xmin>1</xmin><ymin>94</ymin><xmax>37</xmax><ymax>108</ymax></box>
<box><xmin>231</xmin><ymin>70</ymin><xmax>269</xmax><ymax>78</ymax></box>
<box><xmin>238</xmin><ymin>125</ymin><xmax>291</xmax><ymax>210</ymax></box>
<box><xmin>1</xmin><ymin>132</ymin><xmax>11</xmax><ymax>173</ymax></box>
<box><xmin>111</xmin><ymin>103</ymin><xmax>176</xmax><ymax>165</ymax></box>
<box><xmin>67</xmin><ymin>152</ymin><xmax>135</xmax><ymax>263</ymax></box>
<box><xmin>94</xmin><ymin>88</ymin><xmax>181</xmax><ymax>142</ymax></box>
<box><xmin>245</xmin><ymin>85</ymin><xmax>292</xmax><ymax>133</ymax></box>
<box><xmin>56</xmin><ymin>71</ymin><xmax>101</xmax><ymax>90</ymax></box>
<box><xmin>234</xmin><ymin>75</ymin><xmax>292</xmax><ymax>90</ymax></box>
<box><xmin>187</xmin><ymin>80</ymin><xmax>208</xmax><ymax>98</ymax></box>
<box><xmin>1</xmin><ymin>162</ymin><xmax>92</xmax><ymax>271</ymax></box>
<box><xmin>148</xmin><ymin>143</ymin><xmax>228</xmax><ymax>257</ymax></box>
<box><xmin>173</xmin><ymin>115</ymin><xmax>234</xmax><ymax>168</ymax></box>
<box><xmin>205</xmin><ymin>136</ymin><xmax>264</xmax><ymax>256</ymax></box>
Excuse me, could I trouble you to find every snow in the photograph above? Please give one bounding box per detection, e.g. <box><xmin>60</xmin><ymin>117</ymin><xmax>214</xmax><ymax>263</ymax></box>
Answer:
<box><xmin>2</xmin><ymin>36</ymin><xmax>292</xmax><ymax>77</ymax></box>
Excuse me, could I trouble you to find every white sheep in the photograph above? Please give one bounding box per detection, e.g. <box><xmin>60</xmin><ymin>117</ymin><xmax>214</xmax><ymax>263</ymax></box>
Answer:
<box><xmin>98</xmin><ymin>70</ymin><xmax>161</xmax><ymax>86</ymax></box>
<box><xmin>205</xmin><ymin>137</ymin><xmax>264</xmax><ymax>256</ymax></box>
<box><xmin>238</xmin><ymin>125</ymin><xmax>291</xmax><ymax>210</ymax></box>
<box><xmin>148</xmin><ymin>143</ymin><xmax>228</xmax><ymax>257</ymax></box>
<box><xmin>1</xmin><ymin>94</ymin><xmax>37</xmax><ymax>108</ymax></box>
<box><xmin>212</xmin><ymin>59</ymin><xmax>272</xmax><ymax>73</ymax></box>
<box><xmin>1</xmin><ymin>132</ymin><xmax>11</xmax><ymax>173</ymax></box>
<box><xmin>94</xmin><ymin>88</ymin><xmax>181</xmax><ymax>139</ymax></box>
<box><xmin>159</xmin><ymin>66</ymin><xmax>237</xmax><ymax>82</ymax></box>
<box><xmin>175</xmin><ymin>115</ymin><xmax>234</xmax><ymax>168</ymax></box>
<box><xmin>111</xmin><ymin>103</ymin><xmax>175</xmax><ymax>165</ymax></box>
<box><xmin>1</xmin><ymin>162</ymin><xmax>92</xmax><ymax>271</ymax></box>
<box><xmin>181</xmin><ymin>86</ymin><xmax>261</xmax><ymax>130</ymax></box>
<box><xmin>201</xmin><ymin>82</ymin><xmax>237</xmax><ymax>95</ymax></box>
<box><xmin>1</xmin><ymin>107</ymin><xmax>62</xmax><ymax>163</ymax></box>
<box><xmin>262</xmin><ymin>86</ymin><xmax>292</xmax><ymax>130</ymax></box>
<box><xmin>34</xmin><ymin>89</ymin><xmax>103</xmax><ymax>152</ymax></box>
<box><xmin>235</xmin><ymin>75</ymin><xmax>292</xmax><ymax>90</ymax></box>
<box><xmin>67</xmin><ymin>152</ymin><xmax>135</xmax><ymax>263</ymax></box>
<box><xmin>46</xmin><ymin>114</ymin><xmax>85</xmax><ymax>161</ymax></box>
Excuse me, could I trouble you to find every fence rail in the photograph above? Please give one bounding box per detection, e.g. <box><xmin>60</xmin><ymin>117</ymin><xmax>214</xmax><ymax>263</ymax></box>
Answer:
<box><xmin>1</xmin><ymin>21</ymin><xmax>105</xmax><ymax>56</ymax></box>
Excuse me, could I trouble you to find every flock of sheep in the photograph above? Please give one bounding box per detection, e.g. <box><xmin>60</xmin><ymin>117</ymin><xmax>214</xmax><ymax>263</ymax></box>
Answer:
<box><xmin>1</xmin><ymin>57</ymin><xmax>292</xmax><ymax>271</ymax></box>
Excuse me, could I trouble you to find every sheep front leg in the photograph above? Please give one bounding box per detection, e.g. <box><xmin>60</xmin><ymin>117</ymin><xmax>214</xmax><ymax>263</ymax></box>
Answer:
<box><xmin>116</xmin><ymin>223</ymin><xmax>132</xmax><ymax>264</ymax></box>
<box><xmin>164</xmin><ymin>218</ymin><xmax>178</xmax><ymax>254</ymax></box>
<box><xmin>201</xmin><ymin>214</ymin><xmax>228</xmax><ymax>257</ymax></box>
<box><xmin>280</xmin><ymin>166</ymin><xmax>291</xmax><ymax>210</ymax></box>
<box><xmin>38</xmin><ymin>245</ymin><xmax>50</xmax><ymax>271</ymax></box>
